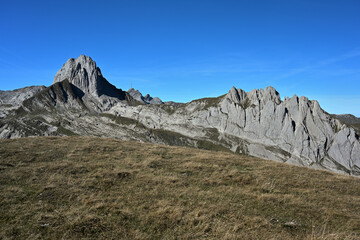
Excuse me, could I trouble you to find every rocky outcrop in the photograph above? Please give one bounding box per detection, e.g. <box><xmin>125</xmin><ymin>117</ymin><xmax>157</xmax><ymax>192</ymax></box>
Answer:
<box><xmin>127</xmin><ymin>88</ymin><xmax>163</xmax><ymax>104</ymax></box>
<box><xmin>327</xmin><ymin>128</ymin><xmax>360</xmax><ymax>173</ymax></box>
<box><xmin>110</xmin><ymin>86</ymin><xmax>360</xmax><ymax>175</ymax></box>
<box><xmin>214</xmin><ymin>87</ymin><xmax>359</xmax><ymax>174</ymax></box>
<box><xmin>0</xmin><ymin>86</ymin><xmax>45</xmax><ymax>106</ymax></box>
<box><xmin>0</xmin><ymin>85</ymin><xmax>46</xmax><ymax>120</ymax></box>
<box><xmin>54</xmin><ymin>55</ymin><xmax>127</xmax><ymax>101</ymax></box>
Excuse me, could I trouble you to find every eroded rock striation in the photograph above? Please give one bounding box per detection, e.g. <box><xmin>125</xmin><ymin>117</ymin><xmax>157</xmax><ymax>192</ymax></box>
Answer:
<box><xmin>1</xmin><ymin>55</ymin><xmax>359</xmax><ymax>176</ymax></box>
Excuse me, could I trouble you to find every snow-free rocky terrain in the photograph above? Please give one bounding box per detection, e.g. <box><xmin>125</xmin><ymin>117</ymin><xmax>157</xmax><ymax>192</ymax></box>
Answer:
<box><xmin>1</xmin><ymin>55</ymin><xmax>359</xmax><ymax>175</ymax></box>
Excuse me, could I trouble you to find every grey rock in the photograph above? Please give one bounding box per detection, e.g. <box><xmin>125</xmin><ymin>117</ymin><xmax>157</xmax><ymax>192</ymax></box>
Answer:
<box><xmin>127</xmin><ymin>88</ymin><xmax>163</xmax><ymax>104</ymax></box>
<box><xmin>54</xmin><ymin>55</ymin><xmax>101</xmax><ymax>96</ymax></box>
<box><xmin>126</xmin><ymin>88</ymin><xmax>143</xmax><ymax>103</ymax></box>
<box><xmin>327</xmin><ymin>128</ymin><xmax>360</xmax><ymax>174</ymax></box>
<box><xmin>109</xmin><ymin>85</ymin><xmax>360</xmax><ymax>175</ymax></box>
<box><xmin>53</xmin><ymin>55</ymin><xmax>127</xmax><ymax>103</ymax></box>
<box><xmin>0</xmin><ymin>85</ymin><xmax>45</xmax><ymax>106</ymax></box>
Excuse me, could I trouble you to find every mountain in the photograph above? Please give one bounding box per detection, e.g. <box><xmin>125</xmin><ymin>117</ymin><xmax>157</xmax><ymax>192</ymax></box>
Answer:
<box><xmin>54</xmin><ymin>55</ymin><xmax>125</xmax><ymax>99</ymax></box>
<box><xmin>0</xmin><ymin>55</ymin><xmax>359</xmax><ymax>176</ymax></box>
<box><xmin>53</xmin><ymin>55</ymin><xmax>139</xmax><ymax>111</ymax></box>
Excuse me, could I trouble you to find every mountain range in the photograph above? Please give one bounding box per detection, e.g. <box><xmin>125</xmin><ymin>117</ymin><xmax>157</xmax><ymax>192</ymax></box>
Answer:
<box><xmin>1</xmin><ymin>55</ymin><xmax>359</xmax><ymax>175</ymax></box>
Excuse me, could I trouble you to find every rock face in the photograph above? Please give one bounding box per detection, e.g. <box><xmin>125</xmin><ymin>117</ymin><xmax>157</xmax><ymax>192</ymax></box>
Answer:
<box><xmin>0</xmin><ymin>86</ymin><xmax>45</xmax><ymax>106</ymax></box>
<box><xmin>0</xmin><ymin>85</ymin><xmax>46</xmax><ymax>120</ymax></box>
<box><xmin>110</xmin><ymin>86</ymin><xmax>360</xmax><ymax>175</ymax></box>
<box><xmin>127</xmin><ymin>88</ymin><xmax>163</xmax><ymax>104</ymax></box>
<box><xmin>215</xmin><ymin>87</ymin><xmax>359</xmax><ymax>174</ymax></box>
<box><xmin>1</xmin><ymin>55</ymin><xmax>359</xmax><ymax>176</ymax></box>
<box><xmin>54</xmin><ymin>55</ymin><xmax>127</xmax><ymax>101</ymax></box>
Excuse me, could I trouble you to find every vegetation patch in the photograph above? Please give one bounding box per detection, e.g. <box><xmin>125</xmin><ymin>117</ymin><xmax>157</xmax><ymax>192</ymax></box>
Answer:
<box><xmin>150</xmin><ymin>128</ymin><xmax>231</xmax><ymax>152</ymax></box>
<box><xmin>240</xmin><ymin>98</ymin><xmax>251</xmax><ymax>110</ymax></box>
<box><xmin>56</xmin><ymin>126</ymin><xmax>78</xmax><ymax>136</ymax></box>
<box><xmin>150</xmin><ymin>128</ymin><xmax>192</xmax><ymax>146</ymax></box>
<box><xmin>100</xmin><ymin>113</ymin><xmax>145</xmax><ymax>127</ymax></box>
<box><xmin>265</xmin><ymin>145</ymin><xmax>292</xmax><ymax>159</ymax></box>
<box><xmin>158</xmin><ymin>104</ymin><xmax>179</xmax><ymax>115</ymax></box>
<box><xmin>204</xmin><ymin>128</ymin><xmax>220</xmax><ymax>141</ymax></box>
<box><xmin>1</xmin><ymin>136</ymin><xmax>360</xmax><ymax>239</ymax></box>
<box><xmin>196</xmin><ymin>139</ymin><xmax>231</xmax><ymax>152</ymax></box>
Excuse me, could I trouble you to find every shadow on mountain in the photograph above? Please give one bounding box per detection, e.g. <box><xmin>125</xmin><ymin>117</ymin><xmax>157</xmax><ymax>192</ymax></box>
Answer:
<box><xmin>97</xmin><ymin>76</ymin><xmax>127</xmax><ymax>100</ymax></box>
<box><xmin>20</xmin><ymin>79</ymin><xmax>87</xmax><ymax>113</ymax></box>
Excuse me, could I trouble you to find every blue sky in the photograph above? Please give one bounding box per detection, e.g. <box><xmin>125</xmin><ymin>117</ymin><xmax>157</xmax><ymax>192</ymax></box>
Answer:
<box><xmin>1</xmin><ymin>0</ymin><xmax>359</xmax><ymax>116</ymax></box>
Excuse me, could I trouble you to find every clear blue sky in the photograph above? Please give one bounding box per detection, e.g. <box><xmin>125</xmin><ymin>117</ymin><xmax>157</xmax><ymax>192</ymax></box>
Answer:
<box><xmin>1</xmin><ymin>0</ymin><xmax>359</xmax><ymax>116</ymax></box>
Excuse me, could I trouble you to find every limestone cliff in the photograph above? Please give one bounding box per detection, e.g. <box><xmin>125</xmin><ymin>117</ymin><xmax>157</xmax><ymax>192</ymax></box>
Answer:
<box><xmin>110</xmin><ymin>86</ymin><xmax>360</xmax><ymax>175</ymax></box>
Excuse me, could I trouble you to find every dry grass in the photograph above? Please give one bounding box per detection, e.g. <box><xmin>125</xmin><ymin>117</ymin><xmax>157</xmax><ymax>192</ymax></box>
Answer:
<box><xmin>0</xmin><ymin>136</ymin><xmax>360</xmax><ymax>239</ymax></box>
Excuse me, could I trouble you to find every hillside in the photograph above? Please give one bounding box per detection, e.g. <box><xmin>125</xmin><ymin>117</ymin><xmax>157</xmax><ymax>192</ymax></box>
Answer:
<box><xmin>1</xmin><ymin>137</ymin><xmax>360</xmax><ymax>239</ymax></box>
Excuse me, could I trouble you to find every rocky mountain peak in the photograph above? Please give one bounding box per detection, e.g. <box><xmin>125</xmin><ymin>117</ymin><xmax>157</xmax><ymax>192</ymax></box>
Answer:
<box><xmin>53</xmin><ymin>55</ymin><xmax>126</xmax><ymax>101</ymax></box>
<box><xmin>53</xmin><ymin>55</ymin><xmax>104</xmax><ymax>97</ymax></box>
<box><xmin>263</xmin><ymin>86</ymin><xmax>281</xmax><ymax>104</ymax></box>
<box><xmin>127</xmin><ymin>88</ymin><xmax>142</xmax><ymax>101</ymax></box>
<box><xmin>225</xmin><ymin>86</ymin><xmax>281</xmax><ymax>108</ymax></box>
<box><xmin>227</xmin><ymin>86</ymin><xmax>246</xmax><ymax>104</ymax></box>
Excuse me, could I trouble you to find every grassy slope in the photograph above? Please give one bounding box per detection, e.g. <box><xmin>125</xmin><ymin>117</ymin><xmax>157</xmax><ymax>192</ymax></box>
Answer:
<box><xmin>0</xmin><ymin>137</ymin><xmax>360</xmax><ymax>239</ymax></box>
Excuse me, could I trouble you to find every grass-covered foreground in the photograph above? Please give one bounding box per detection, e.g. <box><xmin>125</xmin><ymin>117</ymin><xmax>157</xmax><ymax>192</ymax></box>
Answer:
<box><xmin>0</xmin><ymin>137</ymin><xmax>360</xmax><ymax>239</ymax></box>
